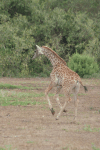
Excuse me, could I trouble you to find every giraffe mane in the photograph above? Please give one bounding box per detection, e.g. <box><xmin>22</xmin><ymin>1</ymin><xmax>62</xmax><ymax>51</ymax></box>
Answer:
<box><xmin>42</xmin><ymin>46</ymin><xmax>66</xmax><ymax>65</ymax></box>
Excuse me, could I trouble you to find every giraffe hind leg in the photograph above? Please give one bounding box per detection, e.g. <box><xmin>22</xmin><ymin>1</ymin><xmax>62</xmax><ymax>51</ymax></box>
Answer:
<box><xmin>55</xmin><ymin>85</ymin><xmax>68</xmax><ymax>113</ymax></box>
<box><xmin>72</xmin><ymin>82</ymin><xmax>80</xmax><ymax>121</ymax></box>
<box><xmin>56</xmin><ymin>87</ymin><xmax>70</xmax><ymax>120</ymax></box>
<box><xmin>55</xmin><ymin>86</ymin><xmax>62</xmax><ymax>108</ymax></box>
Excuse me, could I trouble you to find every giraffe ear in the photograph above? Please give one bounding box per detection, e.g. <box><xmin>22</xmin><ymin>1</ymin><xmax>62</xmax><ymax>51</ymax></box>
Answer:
<box><xmin>36</xmin><ymin>45</ymin><xmax>43</xmax><ymax>54</ymax></box>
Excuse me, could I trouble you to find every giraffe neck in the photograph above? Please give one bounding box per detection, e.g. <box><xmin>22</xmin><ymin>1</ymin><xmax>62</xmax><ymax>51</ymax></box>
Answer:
<box><xmin>42</xmin><ymin>46</ymin><xmax>66</xmax><ymax>67</ymax></box>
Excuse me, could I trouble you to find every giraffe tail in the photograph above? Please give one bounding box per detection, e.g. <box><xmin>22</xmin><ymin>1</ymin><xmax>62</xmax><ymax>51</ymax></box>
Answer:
<box><xmin>79</xmin><ymin>80</ymin><xmax>88</xmax><ymax>92</ymax></box>
<box><xmin>83</xmin><ymin>86</ymin><xmax>88</xmax><ymax>92</ymax></box>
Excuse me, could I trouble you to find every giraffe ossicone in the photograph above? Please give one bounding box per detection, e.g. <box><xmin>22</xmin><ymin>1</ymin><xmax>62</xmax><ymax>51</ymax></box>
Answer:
<box><xmin>32</xmin><ymin>45</ymin><xmax>88</xmax><ymax>121</ymax></box>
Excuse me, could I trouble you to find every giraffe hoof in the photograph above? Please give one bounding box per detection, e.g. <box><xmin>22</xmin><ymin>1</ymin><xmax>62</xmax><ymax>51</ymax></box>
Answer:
<box><xmin>56</xmin><ymin>117</ymin><xmax>59</xmax><ymax>120</ymax></box>
<box><xmin>51</xmin><ymin>108</ymin><xmax>55</xmax><ymax>115</ymax></box>
<box><xmin>63</xmin><ymin>109</ymin><xmax>67</xmax><ymax>112</ymax></box>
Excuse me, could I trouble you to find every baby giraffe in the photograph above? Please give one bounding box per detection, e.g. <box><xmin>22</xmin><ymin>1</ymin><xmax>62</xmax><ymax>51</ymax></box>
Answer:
<box><xmin>32</xmin><ymin>45</ymin><xmax>88</xmax><ymax>121</ymax></box>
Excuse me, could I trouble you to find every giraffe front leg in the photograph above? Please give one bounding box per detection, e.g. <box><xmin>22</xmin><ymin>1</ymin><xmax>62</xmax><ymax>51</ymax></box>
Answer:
<box><xmin>47</xmin><ymin>95</ymin><xmax>55</xmax><ymax>115</ymax></box>
<box><xmin>45</xmin><ymin>83</ymin><xmax>55</xmax><ymax>115</ymax></box>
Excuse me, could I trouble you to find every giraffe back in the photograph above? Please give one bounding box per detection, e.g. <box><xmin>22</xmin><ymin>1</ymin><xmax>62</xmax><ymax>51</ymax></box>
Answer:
<box><xmin>50</xmin><ymin>63</ymin><xmax>81</xmax><ymax>87</ymax></box>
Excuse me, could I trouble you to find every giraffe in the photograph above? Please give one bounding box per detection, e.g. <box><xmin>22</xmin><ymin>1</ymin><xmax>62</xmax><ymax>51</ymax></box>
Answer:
<box><xmin>33</xmin><ymin>45</ymin><xmax>69</xmax><ymax>112</ymax></box>
<box><xmin>32</xmin><ymin>45</ymin><xmax>88</xmax><ymax>121</ymax></box>
<box><xmin>33</xmin><ymin>45</ymin><xmax>70</xmax><ymax>112</ymax></box>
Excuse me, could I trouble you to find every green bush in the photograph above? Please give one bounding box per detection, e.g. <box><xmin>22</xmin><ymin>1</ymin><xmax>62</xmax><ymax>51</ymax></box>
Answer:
<box><xmin>0</xmin><ymin>0</ymin><xmax>100</xmax><ymax>78</ymax></box>
<box><xmin>68</xmin><ymin>53</ymin><xmax>99</xmax><ymax>77</ymax></box>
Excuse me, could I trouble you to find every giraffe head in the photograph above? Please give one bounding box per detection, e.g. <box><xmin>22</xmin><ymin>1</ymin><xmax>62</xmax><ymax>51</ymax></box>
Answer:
<box><xmin>32</xmin><ymin>45</ymin><xmax>44</xmax><ymax>60</ymax></box>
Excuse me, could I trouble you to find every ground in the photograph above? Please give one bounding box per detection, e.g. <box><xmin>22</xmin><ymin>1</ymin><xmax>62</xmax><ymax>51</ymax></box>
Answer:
<box><xmin>0</xmin><ymin>77</ymin><xmax>100</xmax><ymax>150</ymax></box>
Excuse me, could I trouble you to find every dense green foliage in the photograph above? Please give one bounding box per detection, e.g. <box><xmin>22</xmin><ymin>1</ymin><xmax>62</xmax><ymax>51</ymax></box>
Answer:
<box><xmin>68</xmin><ymin>53</ymin><xmax>99</xmax><ymax>77</ymax></box>
<box><xmin>0</xmin><ymin>0</ymin><xmax>100</xmax><ymax>77</ymax></box>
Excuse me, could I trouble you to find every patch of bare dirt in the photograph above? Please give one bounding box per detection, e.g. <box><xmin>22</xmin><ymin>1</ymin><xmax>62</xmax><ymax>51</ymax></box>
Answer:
<box><xmin>0</xmin><ymin>78</ymin><xmax>100</xmax><ymax>150</ymax></box>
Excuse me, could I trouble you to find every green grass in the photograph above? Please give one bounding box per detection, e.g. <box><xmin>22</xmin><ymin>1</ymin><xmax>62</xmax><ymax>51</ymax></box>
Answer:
<box><xmin>0</xmin><ymin>90</ymin><xmax>46</xmax><ymax>106</ymax></box>
<box><xmin>78</xmin><ymin>93</ymin><xmax>86</xmax><ymax>96</ymax></box>
<box><xmin>59</xmin><ymin>94</ymin><xmax>64</xmax><ymax>97</ymax></box>
<box><xmin>48</xmin><ymin>93</ymin><xmax>55</xmax><ymax>97</ymax></box>
<box><xmin>83</xmin><ymin>72</ymin><xmax>100</xmax><ymax>79</ymax></box>
<box><xmin>62</xmin><ymin>146</ymin><xmax>69</xmax><ymax>150</ymax></box>
<box><xmin>92</xmin><ymin>144</ymin><xmax>100</xmax><ymax>150</ymax></box>
<box><xmin>83</xmin><ymin>125</ymin><xmax>100</xmax><ymax>132</ymax></box>
<box><xmin>0</xmin><ymin>83</ymin><xmax>41</xmax><ymax>90</ymax></box>
<box><xmin>62</xmin><ymin>129</ymin><xmax>68</xmax><ymax>132</ymax></box>
<box><xmin>27</xmin><ymin>141</ymin><xmax>34</xmax><ymax>144</ymax></box>
<box><xmin>48</xmin><ymin>93</ymin><xmax>86</xmax><ymax>97</ymax></box>
<box><xmin>0</xmin><ymin>148</ymin><xmax>5</xmax><ymax>150</ymax></box>
<box><xmin>0</xmin><ymin>83</ymin><xmax>18</xmax><ymax>89</ymax></box>
<box><xmin>0</xmin><ymin>145</ymin><xmax>17</xmax><ymax>150</ymax></box>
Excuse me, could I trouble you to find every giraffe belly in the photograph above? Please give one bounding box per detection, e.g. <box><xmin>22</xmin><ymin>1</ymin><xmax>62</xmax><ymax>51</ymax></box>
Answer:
<box><xmin>55</xmin><ymin>74</ymin><xmax>63</xmax><ymax>86</ymax></box>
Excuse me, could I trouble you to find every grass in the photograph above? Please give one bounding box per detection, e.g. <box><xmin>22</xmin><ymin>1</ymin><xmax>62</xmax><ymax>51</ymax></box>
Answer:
<box><xmin>78</xmin><ymin>93</ymin><xmax>87</xmax><ymax>96</ymax></box>
<box><xmin>0</xmin><ymin>83</ymin><xmax>68</xmax><ymax>106</ymax></box>
<box><xmin>83</xmin><ymin>72</ymin><xmax>100</xmax><ymax>79</ymax></box>
<box><xmin>83</xmin><ymin>125</ymin><xmax>100</xmax><ymax>132</ymax></box>
<box><xmin>49</xmin><ymin>93</ymin><xmax>86</xmax><ymax>97</ymax></box>
<box><xmin>0</xmin><ymin>82</ymin><xmax>87</xmax><ymax>106</ymax></box>
<box><xmin>48</xmin><ymin>93</ymin><xmax>55</xmax><ymax>97</ymax></box>
<box><xmin>90</xmin><ymin>107</ymin><xmax>94</xmax><ymax>110</ymax></box>
<box><xmin>92</xmin><ymin>144</ymin><xmax>100</xmax><ymax>150</ymax></box>
<box><xmin>62</xmin><ymin>147</ymin><xmax>69</xmax><ymax>150</ymax></box>
<box><xmin>76</xmin><ymin>125</ymin><xmax>100</xmax><ymax>133</ymax></box>
<box><xmin>0</xmin><ymin>83</ymin><xmax>42</xmax><ymax>90</ymax></box>
<box><xmin>0</xmin><ymin>83</ymin><xmax>18</xmax><ymax>89</ymax></box>
<box><xmin>0</xmin><ymin>90</ymin><xmax>46</xmax><ymax>106</ymax></box>
<box><xmin>0</xmin><ymin>145</ymin><xmax>17</xmax><ymax>150</ymax></box>
<box><xmin>27</xmin><ymin>141</ymin><xmax>34</xmax><ymax>144</ymax></box>
<box><xmin>62</xmin><ymin>129</ymin><xmax>68</xmax><ymax>132</ymax></box>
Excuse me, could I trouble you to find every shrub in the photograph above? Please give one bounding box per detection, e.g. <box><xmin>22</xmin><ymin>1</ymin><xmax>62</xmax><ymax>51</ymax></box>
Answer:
<box><xmin>68</xmin><ymin>53</ymin><xmax>99</xmax><ymax>77</ymax></box>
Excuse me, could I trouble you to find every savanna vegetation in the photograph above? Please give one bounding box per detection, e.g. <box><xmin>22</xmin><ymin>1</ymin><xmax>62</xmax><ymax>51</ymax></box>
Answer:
<box><xmin>0</xmin><ymin>0</ymin><xmax>100</xmax><ymax>77</ymax></box>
